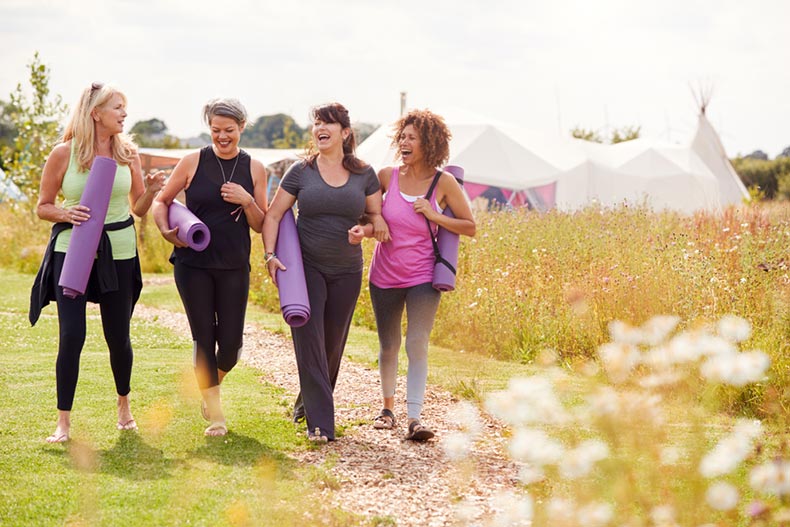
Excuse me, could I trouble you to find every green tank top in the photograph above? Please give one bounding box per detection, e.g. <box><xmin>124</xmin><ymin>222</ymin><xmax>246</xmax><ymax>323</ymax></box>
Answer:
<box><xmin>54</xmin><ymin>142</ymin><xmax>136</xmax><ymax>259</ymax></box>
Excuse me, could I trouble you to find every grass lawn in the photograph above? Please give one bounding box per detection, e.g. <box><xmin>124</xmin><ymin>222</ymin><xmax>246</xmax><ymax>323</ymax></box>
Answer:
<box><xmin>0</xmin><ymin>270</ymin><xmax>539</xmax><ymax>526</ymax></box>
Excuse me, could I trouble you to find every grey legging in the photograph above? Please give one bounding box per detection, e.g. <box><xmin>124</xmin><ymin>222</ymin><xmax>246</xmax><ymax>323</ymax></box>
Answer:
<box><xmin>369</xmin><ymin>281</ymin><xmax>441</xmax><ymax>421</ymax></box>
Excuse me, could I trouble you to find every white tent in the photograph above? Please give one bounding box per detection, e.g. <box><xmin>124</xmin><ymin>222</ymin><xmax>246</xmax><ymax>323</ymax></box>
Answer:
<box><xmin>691</xmin><ymin>111</ymin><xmax>749</xmax><ymax>206</ymax></box>
<box><xmin>356</xmin><ymin>108</ymin><xmax>572</xmax><ymax>192</ymax></box>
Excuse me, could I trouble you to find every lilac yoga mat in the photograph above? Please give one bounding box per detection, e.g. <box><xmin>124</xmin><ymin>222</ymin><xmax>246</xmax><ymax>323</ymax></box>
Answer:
<box><xmin>275</xmin><ymin>208</ymin><xmax>310</xmax><ymax>327</ymax></box>
<box><xmin>168</xmin><ymin>200</ymin><xmax>210</xmax><ymax>251</ymax></box>
<box><xmin>432</xmin><ymin>165</ymin><xmax>465</xmax><ymax>292</ymax></box>
<box><xmin>58</xmin><ymin>156</ymin><xmax>117</xmax><ymax>298</ymax></box>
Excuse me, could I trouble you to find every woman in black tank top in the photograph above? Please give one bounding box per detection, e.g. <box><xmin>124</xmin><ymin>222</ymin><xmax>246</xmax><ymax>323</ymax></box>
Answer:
<box><xmin>153</xmin><ymin>98</ymin><xmax>268</xmax><ymax>437</ymax></box>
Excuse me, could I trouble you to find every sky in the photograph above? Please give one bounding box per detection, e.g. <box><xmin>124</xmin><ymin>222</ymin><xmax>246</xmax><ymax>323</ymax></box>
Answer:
<box><xmin>1</xmin><ymin>0</ymin><xmax>788</xmax><ymax>157</ymax></box>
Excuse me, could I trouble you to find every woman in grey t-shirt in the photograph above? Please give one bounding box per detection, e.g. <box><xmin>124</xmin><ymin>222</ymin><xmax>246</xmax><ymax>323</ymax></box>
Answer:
<box><xmin>262</xmin><ymin>102</ymin><xmax>388</xmax><ymax>442</ymax></box>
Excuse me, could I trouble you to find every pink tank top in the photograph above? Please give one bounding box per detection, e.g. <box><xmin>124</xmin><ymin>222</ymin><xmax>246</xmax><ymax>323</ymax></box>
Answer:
<box><xmin>369</xmin><ymin>167</ymin><xmax>439</xmax><ymax>288</ymax></box>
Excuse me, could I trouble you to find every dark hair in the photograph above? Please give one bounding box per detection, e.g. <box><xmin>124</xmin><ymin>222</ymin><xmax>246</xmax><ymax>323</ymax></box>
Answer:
<box><xmin>391</xmin><ymin>109</ymin><xmax>451</xmax><ymax>169</ymax></box>
<box><xmin>305</xmin><ymin>102</ymin><xmax>369</xmax><ymax>174</ymax></box>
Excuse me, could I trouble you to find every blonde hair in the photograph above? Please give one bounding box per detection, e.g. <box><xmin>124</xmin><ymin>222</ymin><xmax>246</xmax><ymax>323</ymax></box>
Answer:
<box><xmin>61</xmin><ymin>83</ymin><xmax>137</xmax><ymax>172</ymax></box>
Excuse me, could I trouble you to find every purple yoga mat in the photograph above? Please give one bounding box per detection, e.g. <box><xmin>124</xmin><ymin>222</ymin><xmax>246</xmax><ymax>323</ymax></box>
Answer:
<box><xmin>58</xmin><ymin>156</ymin><xmax>117</xmax><ymax>298</ymax></box>
<box><xmin>168</xmin><ymin>200</ymin><xmax>210</xmax><ymax>251</ymax></box>
<box><xmin>275</xmin><ymin>208</ymin><xmax>310</xmax><ymax>327</ymax></box>
<box><xmin>432</xmin><ymin>165</ymin><xmax>465</xmax><ymax>292</ymax></box>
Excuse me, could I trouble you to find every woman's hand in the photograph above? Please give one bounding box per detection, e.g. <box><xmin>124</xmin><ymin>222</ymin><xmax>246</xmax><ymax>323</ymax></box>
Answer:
<box><xmin>220</xmin><ymin>182</ymin><xmax>253</xmax><ymax>208</ymax></box>
<box><xmin>413</xmin><ymin>197</ymin><xmax>438</xmax><ymax>222</ymax></box>
<box><xmin>160</xmin><ymin>225</ymin><xmax>188</xmax><ymax>248</ymax></box>
<box><xmin>145</xmin><ymin>170</ymin><xmax>166</xmax><ymax>194</ymax></box>
<box><xmin>348</xmin><ymin>225</ymin><xmax>366</xmax><ymax>245</ymax></box>
<box><xmin>370</xmin><ymin>214</ymin><xmax>391</xmax><ymax>242</ymax></box>
<box><xmin>266</xmin><ymin>256</ymin><xmax>287</xmax><ymax>287</ymax></box>
<box><xmin>64</xmin><ymin>205</ymin><xmax>91</xmax><ymax>226</ymax></box>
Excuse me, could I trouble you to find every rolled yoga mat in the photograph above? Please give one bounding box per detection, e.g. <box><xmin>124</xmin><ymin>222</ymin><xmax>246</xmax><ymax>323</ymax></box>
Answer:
<box><xmin>168</xmin><ymin>200</ymin><xmax>210</xmax><ymax>251</ymax></box>
<box><xmin>432</xmin><ymin>165</ymin><xmax>465</xmax><ymax>292</ymax></box>
<box><xmin>275</xmin><ymin>208</ymin><xmax>310</xmax><ymax>327</ymax></box>
<box><xmin>58</xmin><ymin>156</ymin><xmax>117</xmax><ymax>298</ymax></box>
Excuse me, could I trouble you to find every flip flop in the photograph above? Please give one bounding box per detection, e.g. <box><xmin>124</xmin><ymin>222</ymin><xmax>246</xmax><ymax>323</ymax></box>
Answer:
<box><xmin>205</xmin><ymin>422</ymin><xmax>228</xmax><ymax>437</ymax></box>
<box><xmin>117</xmin><ymin>419</ymin><xmax>138</xmax><ymax>431</ymax></box>
<box><xmin>201</xmin><ymin>400</ymin><xmax>210</xmax><ymax>422</ymax></box>
<box><xmin>45</xmin><ymin>432</ymin><xmax>69</xmax><ymax>444</ymax></box>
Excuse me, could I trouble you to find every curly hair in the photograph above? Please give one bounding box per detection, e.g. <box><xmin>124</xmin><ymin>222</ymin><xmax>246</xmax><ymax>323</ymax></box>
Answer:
<box><xmin>390</xmin><ymin>109</ymin><xmax>451</xmax><ymax>169</ymax></box>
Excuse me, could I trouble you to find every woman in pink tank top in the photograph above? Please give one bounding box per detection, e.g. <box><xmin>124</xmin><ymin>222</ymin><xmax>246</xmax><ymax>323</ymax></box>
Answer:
<box><xmin>361</xmin><ymin>109</ymin><xmax>476</xmax><ymax>441</ymax></box>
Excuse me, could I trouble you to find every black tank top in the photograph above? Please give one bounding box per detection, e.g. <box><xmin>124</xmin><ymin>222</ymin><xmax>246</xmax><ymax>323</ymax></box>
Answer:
<box><xmin>173</xmin><ymin>146</ymin><xmax>254</xmax><ymax>270</ymax></box>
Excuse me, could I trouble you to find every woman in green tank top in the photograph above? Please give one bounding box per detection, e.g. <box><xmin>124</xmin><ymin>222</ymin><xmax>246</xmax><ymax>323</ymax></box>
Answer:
<box><xmin>34</xmin><ymin>82</ymin><xmax>165</xmax><ymax>443</ymax></box>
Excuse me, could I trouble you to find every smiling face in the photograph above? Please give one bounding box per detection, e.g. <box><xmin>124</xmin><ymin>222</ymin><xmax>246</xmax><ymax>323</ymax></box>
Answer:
<box><xmin>312</xmin><ymin>118</ymin><xmax>348</xmax><ymax>154</ymax></box>
<box><xmin>210</xmin><ymin>115</ymin><xmax>244</xmax><ymax>158</ymax></box>
<box><xmin>398</xmin><ymin>124</ymin><xmax>423</xmax><ymax>166</ymax></box>
<box><xmin>93</xmin><ymin>93</ymin><xmax>127</xmax><ymax>135</ymax></box>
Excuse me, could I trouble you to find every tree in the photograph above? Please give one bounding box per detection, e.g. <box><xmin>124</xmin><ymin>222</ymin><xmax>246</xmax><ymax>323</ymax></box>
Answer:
<box><xmin>571</xmin><ymin>125</ymin><xmax>640</xmax><ymax>144</ymax></box>
<box><xmin>1</xmin><ymin>52</ymin><xmax>68</xmax><ymax>204</ymax></box>
<box><xmin>0</xmin><ymin>100</ymin><xmax>17</xmax><ymax>169</ymax></box>
<box><xmin>570</xmin><ymin>127</ymin><xmax>604</xmax><ymax>143</ymax></box>
<box><xmin>130</xmin><ymin>118</ymin><xmax>167</xmax><ymax>137</ymax></box>
<box><xmin>242</xmin><ymin>114</ymin><xmax>308</xmax><ymax>148</ymax></box>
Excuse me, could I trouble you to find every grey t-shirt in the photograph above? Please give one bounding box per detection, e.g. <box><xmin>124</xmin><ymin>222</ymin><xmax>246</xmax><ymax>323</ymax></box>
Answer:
<box><xmin>280</xmin><ymin>160</ymin><xmax>380</xmax><ymax>274</ymax></box>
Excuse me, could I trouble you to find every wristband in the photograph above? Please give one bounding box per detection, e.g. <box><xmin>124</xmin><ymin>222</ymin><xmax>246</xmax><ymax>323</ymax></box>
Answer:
<box><xmin>264</xmin><ymin>252</ymin><xmax>277</xmax><ymax>264</ymax></box>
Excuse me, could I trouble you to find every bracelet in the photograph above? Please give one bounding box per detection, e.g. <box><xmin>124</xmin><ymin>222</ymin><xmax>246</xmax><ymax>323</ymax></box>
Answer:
<box><xmin>264</xmin><ymin>252</ymin><xmax>277</xmax><ymax>264</ymax></box>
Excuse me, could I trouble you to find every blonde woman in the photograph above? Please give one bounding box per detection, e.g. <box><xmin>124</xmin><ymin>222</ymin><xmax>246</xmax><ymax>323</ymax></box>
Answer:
<box><xmin>31</xmin><ymin>82</ymin><xmax>165</xmax><ymax>443</ymax></box>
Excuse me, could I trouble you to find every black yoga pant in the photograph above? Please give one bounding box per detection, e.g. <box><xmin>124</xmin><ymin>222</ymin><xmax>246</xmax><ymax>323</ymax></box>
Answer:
<box><xmin>53</xmin><ymin>252</ymin><xmax>137</xmax><ymax>411</ymax></box>
<box><xmin>173</xmin><ymin>261</ymin><xmax>249</xmax><ymax>389</ymax></box>
<box><xmin>291</xmin><ymin>263</ymin><xmax>362</xmax><ymax>440</ymax></box>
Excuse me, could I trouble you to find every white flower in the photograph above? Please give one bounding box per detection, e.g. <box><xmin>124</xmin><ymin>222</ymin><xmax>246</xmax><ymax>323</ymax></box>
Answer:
<box><xmin>559</xmin><ymin>440</ymin><xmax>610</xmax><ymax>479</ymax></box>
<box><xmin>509</xmin><ymin>428</ymin><xmax>564</xmax><ymax>466</ymax></box>
<box><xmin>700</xmin><ymin>351</ymin><xmax>770</xmax><ymax>387</ymax></box>
<box><xmin>485</xmin><ymin>376</ymin><xmax>567</xmax><ymax>426</ymax></box>
<box><xmin>660</xmin><ymin>446</ymin><xmax>683</xmax><ymax>466</ymax></box>
<box><xmin>454</xmin><ymin>400</ymin><xmax>483</xmax><ymax>437</ymax></box>
<box><xmin>749</xmin><ymin>460</ymin><xmax>790</xmax><ymax>496</ymax></box>
<box><xmin>700</xmin><ymin>419</ymin><xmax>763</xmax><ymax>478</ymax></box>
<box><xmin>587</xmin><ymin>387</ymin><xmax>621</xmax><ymax>417</ymax></box>
<box><xmin>705</xmin><ymin>481</ymin><xmax>739</xmax><ymax>511</ymax></box>
<box><xmin>489</xmin><ymin>491</ymin><xmax>534</xmax><ymax>526</ymax></box>
<box><xmin>598</xmin><ymin>342</ymin><xmax>640</xmax><ymax>383</ymax></box>
<box><xmin>517</xmin><ymin>464</ymin><xmax>545</xmax><ymax>485</ymax></box>
<box><xmin>443</xmin><ymin>432</ymin><xmax>472</xmax><ymax>461</ymax></box>
<box><xmin>650</xmin><ymin>504</ymin><xmax>676</xmax><ymax>525</ymax></box>
<box><xmin>608</xmin><ymin>320</ymin><xmax>645</xmax><ymax>345</ymax></box>
<box><xmin>640</xmin><ymin>315</ymin><xmax>680</xmax><ymax>346</ymax></box>
<box><xmin>577</xmin><ymin>501</ymin><xmax>614</xmax><ymax>527</ymax></box>
<box><xmin>453</xmin><ymin>497</ymin><xmax>483</xmax><ymax>524</ymax></box>
<box><xmin>718</xmin><ymin>315</ymin><xmax>751</xmax><ymax>342</ymax></box>
<box><xmin>546</xmin><ymin>497</ymin><xmax>576</xmax><ymax>523</ymax></box>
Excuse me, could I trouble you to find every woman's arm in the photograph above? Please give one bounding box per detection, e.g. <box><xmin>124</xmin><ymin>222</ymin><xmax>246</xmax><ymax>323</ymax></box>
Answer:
<box><xmin>364</xmin><ymin>167</ymin><xmax>393</xmax><ymax>242</ymax></box>
<box><xmin>36</xmin><ymin>142</ymin><xmax>89</xmax><ymax>224</ymax></box>
<box><xmin>413</xmin><ymin>172</ymin><xmax>476</xmax><ymax>237</ymax></box>
<box><xmin>151</xmin><ymin>152</ymin><xmax>199</xmax><ymax>247</ymax></box>
<box><xmin>261</xmin><ymin>186</ymin><xmax>297</xmax><ymax>286</ymax></box>
<box><xmin>129</xmin><ymin>153</ymin><xmax>165</xmax><ymax>217</ymax></box>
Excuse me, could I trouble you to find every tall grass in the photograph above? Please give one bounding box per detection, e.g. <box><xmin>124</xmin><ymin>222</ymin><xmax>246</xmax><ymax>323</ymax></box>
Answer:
<box><xmin>6</xmin><ymin>201</ymin><xmax>789</xmax><ymax>416</ymax></box>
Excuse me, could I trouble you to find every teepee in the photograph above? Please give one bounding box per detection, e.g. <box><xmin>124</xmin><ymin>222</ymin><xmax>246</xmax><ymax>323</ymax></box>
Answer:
<box><xmin>690</xmin><ymin>87</ymin><xmax>750</xmax><ymax>206</ymax></box>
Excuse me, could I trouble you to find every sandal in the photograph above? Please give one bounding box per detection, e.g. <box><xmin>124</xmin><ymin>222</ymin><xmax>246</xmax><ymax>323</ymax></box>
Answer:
<box><xmin>307</xmin><ymin>427</ymin><xmax>328</xmax><ymax>443</ymax></box>
<box><xmin>205</xmin><ymin>422</ymin><xmax>228</xmax><ymax>437</ymax></box>
<box><xmin>117</xmin><ymin>419</ymin><xmax>138</xmax><ymax>431</ymax></box>
<box><xmin>200</xmin><ymin>400</ymin><xmax>210</xmax><ymax>422</ymax></box>
<box><xmin>373</xmin><ymin>408</ymin><xmax>396</xmax><ymax>430</ymax></box>
<box><xmin>405</xmin><ymin>420</ymin><xmax>435</xmax><ymax>441</ymax></box>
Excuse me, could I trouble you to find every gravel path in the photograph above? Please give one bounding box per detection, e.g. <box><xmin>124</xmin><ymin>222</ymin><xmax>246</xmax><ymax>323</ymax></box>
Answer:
<box><xmin>136</xmin><ymin>291</ymin><xmax>521</xmax><ymax>526</ymax></box>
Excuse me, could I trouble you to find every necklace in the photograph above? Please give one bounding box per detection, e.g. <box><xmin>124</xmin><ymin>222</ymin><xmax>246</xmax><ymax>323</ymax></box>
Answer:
<box><xmin>214</xmin><ymin>148</ymin><xmax>239</xmax><ymax>183</ymax></box>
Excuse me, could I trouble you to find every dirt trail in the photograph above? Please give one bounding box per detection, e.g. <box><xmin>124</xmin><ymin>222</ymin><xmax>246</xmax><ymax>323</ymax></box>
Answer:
<box><xmin>136</xmin><ymin>297</ymin><xmax>520</xmax><ymax>527</ymax></box>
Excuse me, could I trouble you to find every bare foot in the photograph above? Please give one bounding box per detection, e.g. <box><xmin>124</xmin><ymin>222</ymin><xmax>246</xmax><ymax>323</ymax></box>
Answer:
<box><xmin>117</xmin><ymin>395</ymin><xmax>136</xmax><ymax>431</ymax></box>
<box><xmin>45</xmin><ymin>427</ymin><xmax>69</xmax><ymax>443</ymax></box>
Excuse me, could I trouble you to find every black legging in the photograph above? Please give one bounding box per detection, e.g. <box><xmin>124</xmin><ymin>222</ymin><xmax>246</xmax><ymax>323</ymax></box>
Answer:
<box><xmin>173</xmin><ymin>261</ymin><xmax>249</xmax><ymax>389</ymax></box>
<box><xmin>53</xmin><ymin>252</ymin><xmax>137</xmax><ymax>411</ymax></box>
<box><xmin>291</xmin><ymin>263</ymin><xmax>362</xmax><ymax>440</ymax></box>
